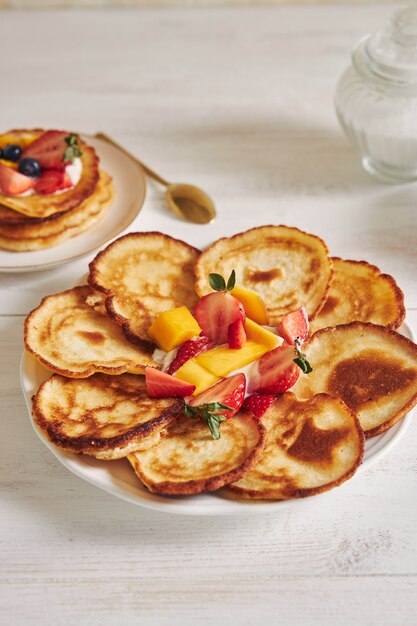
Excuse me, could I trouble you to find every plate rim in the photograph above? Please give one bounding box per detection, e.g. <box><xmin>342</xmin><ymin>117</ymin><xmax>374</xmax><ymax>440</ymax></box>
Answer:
<box><xmin>0</xmin><ymin>134</ymin><xmax>147</xmax><ymax>273</ymax></box>
<box><xmin>19</xmin><ymin>320</ymin><xmax>416</xmax><ymax>516</ymax></box>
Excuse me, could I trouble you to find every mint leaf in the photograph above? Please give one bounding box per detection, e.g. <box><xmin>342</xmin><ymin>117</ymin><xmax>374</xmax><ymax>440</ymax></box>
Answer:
<box><xmin>209</xmin><ymin>273</ymin><xmax>226</xmax><ymax>291</ymax></box>
<box><xmin>293</xmin><ymin>337</ymin><xmax>313</xmax><ymax>374</ymax></box>
<box><xmin>63</xmin><ymin>134</ymin><xmax>83</xmax><ymax>163</ymax></box>
<box><xmin>226</xmin><ymin>269</ymin><xmax>236</xmax><ymax>292</ymax></box>
<box><xmin>184</xmin><ymin>401</ymin><xmax>232</xmax><ymax>439</ymax></box>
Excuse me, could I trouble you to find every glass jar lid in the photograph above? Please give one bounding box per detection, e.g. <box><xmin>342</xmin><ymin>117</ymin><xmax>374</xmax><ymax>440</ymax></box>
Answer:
<box><xmin>362</xmin><ymin>5</ymin><xmax>417</xmax><ymax>84</ymax></box>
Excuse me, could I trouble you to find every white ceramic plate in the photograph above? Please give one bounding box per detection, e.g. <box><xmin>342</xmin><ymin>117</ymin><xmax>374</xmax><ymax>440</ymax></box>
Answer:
<box><xmin>0</xmin><ymin>135</ymin><xmax>146</xmax><ymax>273</ymax></box>
<box><xmin>20</xmin><ymin>322</ymin><xmax>415</xmax><ymax>516</ymax></box>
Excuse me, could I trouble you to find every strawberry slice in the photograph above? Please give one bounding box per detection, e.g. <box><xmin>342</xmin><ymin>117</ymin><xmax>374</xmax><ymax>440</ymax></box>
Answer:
<box><xmin>166</xmin><ymin>336</ymin><xmax>212</xmax><ymax>375</ymax></box>
<box><xmin>228</xmin><ymin>318</ymin><xmax>246</xmax><ymax>349</ymax></box>
<box><xmin>193</xmin><ymin>292</ymin><xmax>245</xmax><ymax>344</ymax></box>
<box><xmin>242</xmin><ymin>393</ymin><xmax>276</xmax><ymax>418</ymax></box>
<box><xmin>277</xmin><ymin>307</ymin><xmax>309</xmax><ymax>345</ymax></box>
<box><xmin>22</xmin><ymin>130</ymin><xmax>71</xmax><ymax>170</ymax></box>
<box><xmin>145</xmin><ymin>367</ymin><xmax>195</xmax><ymax>398</ymax></box>
<box><xmin>35</xmin><ymin>169</ymin><xmax>73</xmax><ymax>195</ymax></box>
<box><xmin>251</xmin><ymin>344</ymin><xmax>300</xmax><ymax>394</ymax></box>
<box><xmin>185</xmin><ymin>373</ymin><xmax>246</xmax><ymax>439</ymax></box>
<box><xmin>0</xmin><ymin>163</ymin><xmax>35</xmax><ymax>195</ymax></box>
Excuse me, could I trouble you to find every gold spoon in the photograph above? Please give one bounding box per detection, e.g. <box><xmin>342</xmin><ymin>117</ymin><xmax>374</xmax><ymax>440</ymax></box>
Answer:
<box><xmin>95</xmin><ymin>132</ymin><xmax>216</xmax><ymax>224</ymax></box>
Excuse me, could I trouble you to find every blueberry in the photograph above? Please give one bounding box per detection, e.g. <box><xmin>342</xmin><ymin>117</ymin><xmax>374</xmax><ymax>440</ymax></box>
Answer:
<box><xmin>0</xmin><ymin>147</ymin><xmax>2</xmax><ymax>159</ymax></box>
<box><xmin>4</xmin><ymin>144</ymin><xmax>22</xmax><ymax>162</ymax></box>
<box><xmin>18</xmin><ymin>157</ymin><xmax>41</xmax><ymax>178</ymax></box>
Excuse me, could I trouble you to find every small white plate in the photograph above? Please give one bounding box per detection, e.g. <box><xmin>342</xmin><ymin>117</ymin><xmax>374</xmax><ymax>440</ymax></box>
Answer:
<box><xmin>20</xmin><ymin>322</ymin><xmax>416</xmax><ymax>516</ymax></box>
<box><xmin>0</xmin><ymin>135</ymin><xmax>146</xmax><ymax>273</ymax></box>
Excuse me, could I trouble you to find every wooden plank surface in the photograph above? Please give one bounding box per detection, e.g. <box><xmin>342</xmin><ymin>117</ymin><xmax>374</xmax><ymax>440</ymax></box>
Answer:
<box><xmin>0</xmin><ymin>5</ymin><xmax>416</xmax><ymax>625</ymax></box>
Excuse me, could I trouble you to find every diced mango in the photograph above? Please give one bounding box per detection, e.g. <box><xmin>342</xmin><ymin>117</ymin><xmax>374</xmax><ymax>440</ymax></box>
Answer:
<box><xmin>231</xmin><ymin>286</ymin><xmax>268</xmax><ymax>325</ymax></box>
<box><xmin>244</xmin><ymin>318</ymin><xmax>283</xmax><ymax>350</ymax></box>
<box><xmin>0</xmin><ymin>159</ymin><xmax>18</xmax><ymax>170</ymax></box>
<box><xmin>195</xmin><ymin>340</ymin><xmax>269</xmax><ymax>377</ymax></box>
<box><xmin>174</xmin><ymin>359</ymin><xmax>220</xmax><ymax>395</ymax></box>
<box><xmin>148</xmin><ymin>306</ymin><xmax>201</xmax><ymax>352</ymax></box>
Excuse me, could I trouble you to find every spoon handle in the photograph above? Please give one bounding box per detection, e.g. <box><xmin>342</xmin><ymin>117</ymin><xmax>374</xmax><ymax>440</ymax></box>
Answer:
<box><xmin>95</xmin><ymin>132</ymin><xmax>170</xmax><ymax>187</ymax></box>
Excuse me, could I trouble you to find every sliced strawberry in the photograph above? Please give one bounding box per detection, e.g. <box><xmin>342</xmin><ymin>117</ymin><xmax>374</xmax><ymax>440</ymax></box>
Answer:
<box><xmin>228</xmin><ymin>318</ymin><xmax>246</xmax><ymax>349</ymax></box>
<box><xmin>251</xmin><ymin>344</ymin><xmax>300</xmax><ymax>394</ymax></box>
<box><xmin>145</xmin><ymin>367</ymin><xmax>195</xmax><ymax>398</ymax></box>
<box><xmin>22</xmin><ymin>130</ymin><xmax>70</xmax><ymax>170</ymax></box>
<box><xmin>185</xmin><ymin>373</ymin><xmax>246</xmax><ymax>439</ymax></box>
<box><xmin>166</xmin><ymin>336</ymin><xmax>212</xmax><ymax>375</ymax></box>
<box><xmin>35</xmin><ymin>169</ymin><xmax>72</xmax><ymax>195</ymax></box>
<box><xmin>277</xmin><ymin>307</ymin><xmax>309</xmax><ymax>345</ymax></box>
<box><xmin>242</xmin><ymin>393</ymin><xmax>276</xmax><ymax>418</ymax></box>
<box><xmin>193</xmin><ymin>292</ymin><xmax>245</xmax><ymax>344</ymax></box>
<box><xmin>0</xmin><ymin>163</ymin><xmax>35</xmax><ymax>195</ymax></box>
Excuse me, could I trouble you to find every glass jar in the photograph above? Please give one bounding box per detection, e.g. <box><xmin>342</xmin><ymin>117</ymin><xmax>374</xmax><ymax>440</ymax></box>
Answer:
<box><xmin>335</xmin><ymin>5</ymin><xmax>417</xmax><ymax>183</ymax></box>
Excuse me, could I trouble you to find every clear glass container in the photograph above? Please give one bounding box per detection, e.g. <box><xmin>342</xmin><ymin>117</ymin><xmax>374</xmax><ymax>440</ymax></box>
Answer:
<box><xmin>335</xmin><ymin>5</ymin><xmax>417</xmax><ymax>183</ymax></box>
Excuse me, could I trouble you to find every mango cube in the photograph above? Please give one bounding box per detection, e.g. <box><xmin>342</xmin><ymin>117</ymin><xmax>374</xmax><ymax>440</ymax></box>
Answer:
<box><xmin>231</xmin><ymin>286</ymin><xmax>268</xmax><ymax>325</ymax></box>
<box><xmin>174</xmin><ymin>359</ymin><xmax>220</xmax><ymax>395</ymax></box>
<box><xmin>148</xmin><ymin>306</ymin><xmax>201</xmax><ymax>352</ymax></box>
<box><xmin>195</xmin><ymin>340</ymin><xmax>269</xmax><ymax>377</ymax></box>
<box><xmin>244</xmin><ymin>318</ymin><xmax>283</xmax><ymax>350</ymax></box>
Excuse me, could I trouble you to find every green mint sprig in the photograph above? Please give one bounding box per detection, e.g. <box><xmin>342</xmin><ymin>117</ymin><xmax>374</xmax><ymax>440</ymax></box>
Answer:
<box><xmin>208</xmin><ymin>270</ymin><xmax>236</xmax><ymax>293</ymax></box>
<box><xmin>184</xmin><ymin>402</ymin><xmax>233</xmax><ymax>439</ymax></box>
<box><xmin>293</xmin><ymin>337</ymin><xmax>313</xmax><ymax>374</ymax></box>
<box><xmin>63</xmin><ymin>134</ymin><xmax>83</xmax><ymax>163</ymax></box>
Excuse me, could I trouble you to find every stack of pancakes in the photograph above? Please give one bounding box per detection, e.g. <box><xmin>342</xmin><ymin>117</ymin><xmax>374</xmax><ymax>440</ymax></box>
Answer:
<box><xmin>0</xmin><ymin>129</ymin><xmax>113</xmax><ymax>251</ymax></box>
<box><xmin>25</xmin><ymin>227</ymin><xmax>417</xmax><ymax>500</ymax></box>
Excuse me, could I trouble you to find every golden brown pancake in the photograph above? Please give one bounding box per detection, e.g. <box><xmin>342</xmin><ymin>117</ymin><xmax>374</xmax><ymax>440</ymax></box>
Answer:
<box><xmin>194</xmin><ymin>225</ymin><xmax>333</xmax><ymax>323</ymax></box>
<box><xmin>128</xmin><ymin>413</ymin><xmax>266</xmax><ymax>495</ymax></box>
<box><xmin>32</xmin><ymin>373</ymin><xmax>182</xmax><ymax>460</ymax></box>
<box><xmin>88</xmin><ymin>232</ymin><xmax>200</xmax><ymax>347</ymax></box>
<box><xmin>310</xmin><ymin>258</ymin><xmax>405</xmax><ymax>334</ymax></box>
<box><xmin>227</xmin><ymin>393</ymin><xmax>364</xmax><ymax>500</ymax></box>
<box><xmin>0</xmin><ymin>129</ymin><xmax>99</xmax><ymax>218</ymax></box>
<box><xmin>24</xmin><ymin>286</ymin><xmax>157</xmax><ymax>377</ymax></box>
<box><xmin>0</xmin><ymin>172</ymin><xmax>112</xmax><ymax>251</ymax></box>
<box><xmin>293</xmin><ymin>322</ymin><xmax>417</xmax><ymax>437</ymax></box>
<box><xmin>0</xmin><ymin>170</ymin><xmax>112</xmax><ymax>239</ymax></box>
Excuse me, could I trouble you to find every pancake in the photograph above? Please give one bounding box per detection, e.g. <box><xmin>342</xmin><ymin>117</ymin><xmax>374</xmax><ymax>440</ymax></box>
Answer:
<box><xmin>194</xmin><ymin>225</ymin><xmax>333</xmax><ymax>323</ymax></box>
<box><xmin>0</xmin><ymin>129</ymin><xmax>99</xmax><ymax>218</ymax></box>
<box><xmin>293</xmin><ymin>322</ymin><xmax>417</xmax><ymax>437</ymax></box>
<box><xmin>0</xmin><ymin>170</ymin><xmax>112</xmax><ymax>238</ymax></box>
<box><xmin>88</xmin><ymin>232</ymin><xmax>200</xmax><ymax>347</ymax></box>
<box><xmin>128</xmin><ymin>412</ymin><xmax>266</xmax><ymax>495</ymax></box>
<box><xmin>227</xmin><ymin>393</ymin><xmax>364</xmax><ymax>500</ymax></box>
<box><xmin>309</xmin><ymin>258</ymin><xmax>405</xmax><ymax>334</ymax></box>
<box><xmin>24</xmin><ymin>286</ymin><xmax>157</xmax><ymax>377</ymax></box>
<box><xmin>0</xmin><ymin>172</ymin><xmax>112</xmax><ymax>251</ymax></box>
<box><xmin>32</xmin><ymin>373</ymin><xmax>182</xmax><ymax>460</ymax></box>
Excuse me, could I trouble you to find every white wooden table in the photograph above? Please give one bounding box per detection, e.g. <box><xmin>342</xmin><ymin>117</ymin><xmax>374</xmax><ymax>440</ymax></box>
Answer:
<box><xmin>1</xmin><ymin>5</ymin><xmax>416</xmax><ymax>625</ymax></box>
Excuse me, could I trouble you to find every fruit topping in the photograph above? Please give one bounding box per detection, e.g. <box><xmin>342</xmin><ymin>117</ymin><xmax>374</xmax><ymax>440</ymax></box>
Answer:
<box><xmin>231</xmin><ymin>285</ymin><xmax>268</xmax><ymax>325</ymax></box>
<box><xmin>18</xmin><ymin>157</ymin><xmax>41</xmax><ymax>178</ymax></box>
<box><xmin>194</xmin><ymin>270</ymin><xmax>246</xmax><ymax>344</ymax></box>
<box><xmin>145</xmin><ymin>366</ymin><xmax>195</xmax><ymax>398</ymax></box>
<box><xmin>228</xmin><ymin>318</ymin><xmax>246</xmax><ymax>349</ymax></box>
<box><xmin>244</xmin><ymin>318</ymin><xmax>282</xmax><ymax>350</ymax></box>
<box><xmin>277</xmin><ymin>307</ymin><xmax>309</xmax><ymax>345</ymax></box>
<box><xmin>251</xmin><ymin>344</ymin><xmax>301</xmax><ymax>394</ymax></box>
<box><xmin>195</xmin><ymin>340</ymin><xmax>269</xmax><ymax>377</ymax></box>
<box><xmin>0</xmin><ymin>163</ymin><xmax>35</xmax><ymax>195</ymax></box>
<box><xmin>3</xmin><ymin>144</ymin><xmax>22</xmax><ymax>162</ymax></box>
<box><xmin>22</xmin><ymin>131</ymin><xmax>82</xmax><ymax>169</ymax></box>
<box><xmin>174</xmin><ymin>360</ymin><xmax>220</xmax><ymax>395</ymax></box>
<box><xmin>148</xmin><ymin>306</ymin><xmax>202</xmax><ymax>352</ymax></box>
<box><xmin>34</xmin><ymin>169</ymin><xmax>72</xmax><ymax>195</ymax></box>
<box><xmin>185</xmin><ymin>373</ymin><xmax>246</xmax><ymax>439</ymax></box>
<box><xmin>166</xmin><ymin>336</ymin><xmax>212</xmax><ymax>375</ymax></box>
<box><xmin>242</xmin><ymin>393</ymin><xmax>276</xmax><ymax>418</ymax></box>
